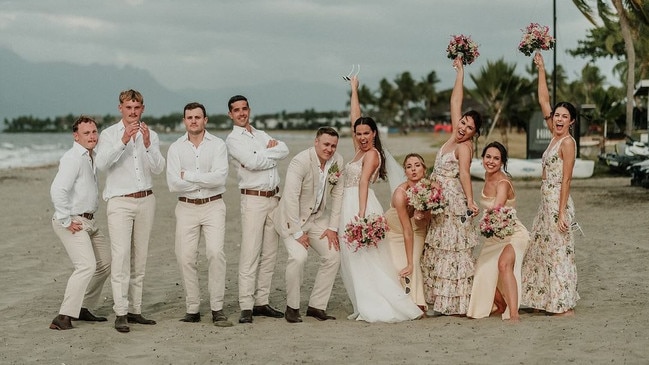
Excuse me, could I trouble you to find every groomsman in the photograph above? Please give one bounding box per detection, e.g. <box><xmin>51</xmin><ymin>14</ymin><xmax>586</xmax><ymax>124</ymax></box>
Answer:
<box><xmin>274</xmin><ymin>127</ymin><xmax>343</xmax><ymax>323</ymax></box>
<box><xmin>225</xmin><ymin>95</ymin><xmax>289</xmax><ymax>324</ymax></box>
<box><xmin>166</xmin><ymin>102</ymin><xmax>232</xmax><ymax>327</ymax></box>
<box><xmin>49</xmin><ymin>116</ymin><xmax>111</xmax><ymax>330</ymax></box>
<box><xmin>95</xmin><ymin>89</ymin><xmax>165</xmax><ymax>333</ymax></box>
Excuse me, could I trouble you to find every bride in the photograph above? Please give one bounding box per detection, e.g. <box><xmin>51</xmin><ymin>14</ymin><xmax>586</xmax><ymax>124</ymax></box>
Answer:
<box><xmin>338</xmin><ymin>75</ymin><xmax>422</xmax><ymax>322</ymax></box>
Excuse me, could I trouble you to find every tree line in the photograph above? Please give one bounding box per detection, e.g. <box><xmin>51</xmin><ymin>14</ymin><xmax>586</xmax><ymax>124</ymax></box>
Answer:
<box><xmin>4</xmin><ymin>1</ymin><xmax>648</xmax><ymax>137</ymax></box>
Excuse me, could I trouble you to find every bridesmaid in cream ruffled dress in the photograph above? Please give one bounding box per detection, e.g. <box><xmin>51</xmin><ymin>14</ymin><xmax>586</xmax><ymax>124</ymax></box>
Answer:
<box><xmin>421</xmin><ymin>57</ymin><xmax>483</xmax><ymax>316</ymax></box>
<box><xmin>467</xmin><ymin>142</ymin><xmax>529</xmax><ymax>321</ymax></box>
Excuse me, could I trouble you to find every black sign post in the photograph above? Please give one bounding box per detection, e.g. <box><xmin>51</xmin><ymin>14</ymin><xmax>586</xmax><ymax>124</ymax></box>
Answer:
<box><xmin>527</xmin><ymin>111</ymin><xmax>552</xmax><ymax>159</ymax></box>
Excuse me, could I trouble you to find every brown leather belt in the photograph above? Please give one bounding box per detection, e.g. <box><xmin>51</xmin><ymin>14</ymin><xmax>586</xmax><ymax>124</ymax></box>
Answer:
<box><xmin>122</xmin><ymin>190</ymin><xmax>153</xmax><ymax>198</ymax></box>
<box><xmin>80</xmin><ymin>212</ymin><xmax>94</xmax><ymax>220</ymax></box>
<box><xmin>178</xmin><ymin>194</ymin><xmax>222</xmax><ymax>205</ymax></box>
<box><xmin>240</xmin><ymin>187</ymin><xmax>279</xmax><ymax>197</ymax></box>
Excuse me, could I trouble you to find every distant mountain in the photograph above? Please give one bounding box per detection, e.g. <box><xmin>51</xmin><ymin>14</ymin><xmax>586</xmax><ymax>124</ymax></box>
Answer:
<box><xmin>0</xmin><ymin>48</ymin><xmax>346</xmax><ymax>122</ymax></box>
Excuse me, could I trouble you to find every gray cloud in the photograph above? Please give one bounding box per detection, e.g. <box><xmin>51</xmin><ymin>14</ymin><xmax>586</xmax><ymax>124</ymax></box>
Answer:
<box><xmin>0</xmin><ymin>0</ymin><xmax>619</xmax><ymax>113</ymax></box>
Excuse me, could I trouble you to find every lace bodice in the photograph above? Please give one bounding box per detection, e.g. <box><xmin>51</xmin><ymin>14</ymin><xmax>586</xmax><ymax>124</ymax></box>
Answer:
<box><xmin>343</xmin><ymin>150</ymin><xmax>381</xmax><ymax>188</ymax></box>
<box><xmin>542</xmin><ymin>136</ymin><xmax>575</xmax><ymax>183</ymax></box>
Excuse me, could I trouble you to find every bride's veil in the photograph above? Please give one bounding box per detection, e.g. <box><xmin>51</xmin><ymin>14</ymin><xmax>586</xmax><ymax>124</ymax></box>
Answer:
<box><xmin>384</xmin><ymin>148</ymin><xmax>406</xmax><ymax>196</ymax></box>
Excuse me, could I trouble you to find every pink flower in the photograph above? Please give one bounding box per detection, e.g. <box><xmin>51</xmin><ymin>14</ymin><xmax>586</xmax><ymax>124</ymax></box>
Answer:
<box><xmin>518</xmin><ymin>23</ymin><xmax>555</xmax><ymax>56</ymax></box>
<box><xmin>405</xmin><ymin>178</ymin><xmax>445</xmax><ymax>214</ymax></box>
<box><xmin>446</xmin><ymin>34</ymin><xmax>480</xmax><ymax>65</ymax></box>
<box><xmin>343</xmin><ymin>214</ymin><xmax>389</xmax><ymax>252</ymax></box>
<box><xmin>479</xmin><ymin>206</ymin><xmax>517</xmax><ymax>239</ymax></box>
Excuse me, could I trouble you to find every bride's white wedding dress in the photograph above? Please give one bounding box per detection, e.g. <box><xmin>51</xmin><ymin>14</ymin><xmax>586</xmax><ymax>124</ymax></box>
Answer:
<box><xmin>338</xmin><ymin>151</ymin><xmax>422</xmax><ymax>322</ymax></box>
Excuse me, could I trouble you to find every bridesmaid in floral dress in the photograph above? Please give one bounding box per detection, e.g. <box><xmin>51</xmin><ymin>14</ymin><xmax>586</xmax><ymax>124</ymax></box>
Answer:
<box><xmin>521</xmin><ymin>52</ymin><xmax>579</xmax><ymax>316</ymax></box>
<box><xmin>421</xmin><ymin>57</ymin><xmax>483</xmax><ymax>315</ymax></box>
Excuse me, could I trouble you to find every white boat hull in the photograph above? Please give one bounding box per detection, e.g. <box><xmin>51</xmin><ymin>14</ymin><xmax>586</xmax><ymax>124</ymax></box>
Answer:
<box><xmin>470</xmin><ymin>158</ymin><xmax>595</xmax><ymax>180</ymax></box>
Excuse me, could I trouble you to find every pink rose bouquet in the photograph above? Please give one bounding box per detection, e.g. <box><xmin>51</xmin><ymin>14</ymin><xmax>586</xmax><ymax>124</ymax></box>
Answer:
<box><xmin>518</xmin><ymin>23</ymin><xmax>555</xmax><ymax>56</ymax></box>
<box><xmin>479</xmin><ymin>206</ymin><xmax>517</xmax><ymax>239</ymax></box>
<box><xmin>406</xmin><ymin>178</ymin><xmax>445</xmax><ymax>215</ymax></box>
<box><xmin>446</xmin><ymin>34</ymin><xmax>480</xmax><ymax>65</ymax></box>
<box><xmin>343</xmin><ymin>213</ymin><xmax>389</xmax><ymax>252</ymax></box>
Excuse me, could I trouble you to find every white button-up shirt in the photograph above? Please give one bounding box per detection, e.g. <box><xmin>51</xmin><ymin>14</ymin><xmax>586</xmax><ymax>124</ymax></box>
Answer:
<box><xmin>225</xmin><ymin>125</ymin><xmax>289</xmax><ymax>190</ymax></box>
<box><xmin>166</xmin><ymin>131</ymin><xmax>229</xmax><ymax>198</ymax></box>
<box><xmin>50</xmin><ymin>142</ymin><xmax>99</xmax><ymax>227</ymax></box>
<box><xmin>95</xmin><ymin>120</ymin><xmax>165</xmax><ymax>200</ymax></box>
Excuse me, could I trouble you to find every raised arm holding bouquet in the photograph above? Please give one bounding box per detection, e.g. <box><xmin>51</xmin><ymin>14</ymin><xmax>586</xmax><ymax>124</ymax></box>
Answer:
<box><xmin>521</xmin><ymin>51</ymin><xmax>580</xmax><ymax>317</ymax></box>
<box><xmin>421</xmin><ymin>55</ymin><xmax>483</xmax><ymax>316</ymax></box>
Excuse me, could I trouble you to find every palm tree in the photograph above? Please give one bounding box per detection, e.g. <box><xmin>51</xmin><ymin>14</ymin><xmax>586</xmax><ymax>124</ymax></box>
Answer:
<box><xmin>393</xmin><ymin>72</ymin><xmax>418</xmax><ymax>132</ymax></box>
<box><xmin>418</xmin><ymin>71</ymin><xmax>441</xmax><ymax>120</ymax></box>
<box><xmin>376</xmin><ymin>78</ymin><xmax>400</xmax><ymax>128</ymax></box>
<box><xmin>468</xmin><ymin>58</ymin><xmax>530</xmax><ymax>143</ymax></box>
<box><xmin>571</xmin><ymin>0</ymin><xmax>649</xmax><ymax>135</ymax></box>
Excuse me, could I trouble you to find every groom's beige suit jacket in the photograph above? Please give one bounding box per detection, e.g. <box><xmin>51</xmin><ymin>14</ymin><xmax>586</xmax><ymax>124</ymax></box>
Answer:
<box><xmin>275</xmin><ymin>147</ymin><xmax>344</xmax><ymax>238</ymax></box>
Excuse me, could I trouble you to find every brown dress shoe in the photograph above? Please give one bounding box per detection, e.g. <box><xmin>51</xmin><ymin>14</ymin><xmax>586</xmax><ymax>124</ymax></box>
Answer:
<box><xmin>49</xmin><ymin>315</ymin><xmax>73</xmax><ymax>330</ymax></box>
<box><xmin>306</xmin><ymin>306</ymin><xmax>336</xmax><ymax>321</ymax></box>
<box><xmin>285</xmin><ymin>306</ymin><xmax>302</xmax><ymax>323</ymax></box>
<box><xmin>179</xmin><ymin>313</ymin><xmax>201</xmax><ymax>322</ymax></box>
<box><xmin>76</xmin><ymin>308</ymin><xmax>107</xmax><ymax>322</ymax></box>
<box><xmin>126</xmin><ymin>313</ymin><xmax>156</xmax><ymax>325</ymax></box>
<box><xmin>238</xmin><ymin>310</ymin><xmax>253</xmax><ymax>324</ymax></box>
<box><xmin>212</xmin><ymin>310</ymin><xmax>233</xmax><ymax>327</ymax></box>
<box><xmin>114</xmin><ymin>315</ymin><xmax>130</xmax><ymax>333</ymax></box>
<box><xmin>252</xmin><ymin>304</ymin><xmax>284</xmax><ymax>318</ymax></box>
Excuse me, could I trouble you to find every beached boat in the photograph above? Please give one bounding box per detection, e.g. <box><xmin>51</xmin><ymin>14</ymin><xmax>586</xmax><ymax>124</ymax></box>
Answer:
<box><xmin>469</xmin><ymin>158</ymin><xmax>595</xmax><ymax>180</ymax></box>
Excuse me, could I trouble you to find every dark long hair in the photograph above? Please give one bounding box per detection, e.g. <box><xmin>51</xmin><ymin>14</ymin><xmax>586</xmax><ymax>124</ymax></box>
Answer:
<box><xmin>552</xmin><ymin>102</ymin><xmax>577</xmax><ymax>121</ymax></box>
<box><xmin>354</xmin><ymin>117</ymin><xmax>386</xmax><ymax>180</ymax></box>
<box><xmin>481</xmin><ymin>141</ymin><xmax>510</xmax><ymax>176</ymax></box>
<box><xmin>463</xmin><ymin>110</ymin><xmax>483</xmax><ymax>137</ymax></box>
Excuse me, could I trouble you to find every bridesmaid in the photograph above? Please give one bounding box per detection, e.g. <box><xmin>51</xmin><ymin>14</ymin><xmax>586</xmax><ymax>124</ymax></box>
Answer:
<box><xmin>421</xmin><ymin>56</ymin><xmax>482</xmax><ymax>316</ymax></box>
<box><xmin>467</xmin><ymin>142</ymin><xmax>529</xmax><ymax>321</ymax></box>
<box><xmin>384</xmin><ymin>153</ymin><xmax>431</xmax><ymax>312</ymax></box>
<box><xmin>521</xmin><ymin>52</ymin><xmax>580</xmax><ymax>316</ymax></box>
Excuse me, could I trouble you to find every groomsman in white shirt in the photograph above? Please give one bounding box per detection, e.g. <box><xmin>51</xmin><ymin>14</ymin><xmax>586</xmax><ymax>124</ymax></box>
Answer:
<box><xmin>225</xmin><ymin>95</ymin><xmax>289</xmax><ymax>324</ymax></box>
<box><xmin>95</xmin><ymin>89</ymin><xmax>165</xmax><ymax>333</ymax></box>
<box><xmin>49</xmin><ymin>116</ymin><xmax>111</xmax><ymax>330</ymax></box>
<box><xmin>166</xmin><ymin>102</ymin><xmax>232</xmax><ymax>327</ymax></box>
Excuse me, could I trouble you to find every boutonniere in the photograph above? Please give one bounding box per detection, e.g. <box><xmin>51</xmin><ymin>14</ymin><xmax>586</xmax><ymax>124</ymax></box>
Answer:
<box><xmin>327</xmin><ymin>162</ymin><xmax>341</xmax><ymax>186</ymax></box>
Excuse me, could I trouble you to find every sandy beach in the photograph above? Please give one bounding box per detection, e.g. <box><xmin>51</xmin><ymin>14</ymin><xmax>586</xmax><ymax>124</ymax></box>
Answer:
<box><xmin>1</xmin><ymin>132</ymin><xmax>648</xmax><ymax>364</ymax></box>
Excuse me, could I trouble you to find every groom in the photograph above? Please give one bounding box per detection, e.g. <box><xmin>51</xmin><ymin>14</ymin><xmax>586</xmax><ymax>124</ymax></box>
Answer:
<box><xmin>274</xmin><ymin>127</ymin><xmax>344</xmax><ymax>323</ymax></box>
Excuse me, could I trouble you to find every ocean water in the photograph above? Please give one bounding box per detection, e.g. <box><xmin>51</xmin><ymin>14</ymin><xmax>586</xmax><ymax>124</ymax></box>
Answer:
<box><xmin>0</xmin><ymin>131</ymin><xmax>312</xmax><ymax>170</ymax></box>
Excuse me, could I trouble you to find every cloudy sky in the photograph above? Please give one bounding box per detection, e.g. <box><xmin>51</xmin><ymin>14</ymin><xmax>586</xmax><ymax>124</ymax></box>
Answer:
<box><xmin>0</xmin><ymin>0</ymin><xmax>618</xmax><ymax>113</ymax></box>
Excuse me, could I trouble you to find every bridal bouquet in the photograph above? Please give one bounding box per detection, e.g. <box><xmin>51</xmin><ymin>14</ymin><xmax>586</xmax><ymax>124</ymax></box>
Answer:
<box><xmin>406</xmin><ymin>178</ymin><xmax>445</xmax><ymax>215</ymax></box>
<box><xmin>479</xmin><ymin>206</ymin><xmax>517</xmax><ymax>239</ymax></box>
<box><xmin>343</xmin><ymin>213</ymin><xmax>389</xmax><ymax>252</ymax></box>
<box><xmin>446</xmin><ymin>34</ymin><xmax>480</xmax><ymax>65</ymax></box>
<box><xmin>518</xmin><ymin>23</ymin><xmax>555</xmax><ymax>56</ymax></box>
<box><xmin>327</xmin><ymin>162</ymin><xmax>341</xmax><ymax>186</ymax></box>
